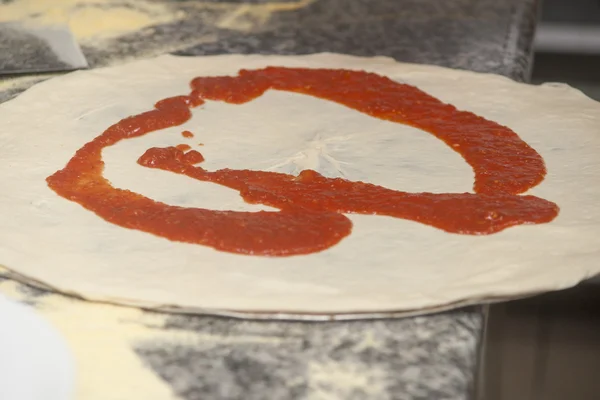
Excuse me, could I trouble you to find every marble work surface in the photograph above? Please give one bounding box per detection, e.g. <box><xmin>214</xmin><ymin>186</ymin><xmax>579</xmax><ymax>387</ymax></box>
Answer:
<box><xmin>0</xmin><ymin>0</ymin><xmax>539</xmax><ymax>399</ymax></box>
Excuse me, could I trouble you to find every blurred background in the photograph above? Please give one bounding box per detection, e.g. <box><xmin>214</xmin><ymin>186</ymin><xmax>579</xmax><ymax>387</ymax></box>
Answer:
<box><xmin>532</xmin><ymin>0</ymin><xmax>600</xmax><ymax>99</ymax></box>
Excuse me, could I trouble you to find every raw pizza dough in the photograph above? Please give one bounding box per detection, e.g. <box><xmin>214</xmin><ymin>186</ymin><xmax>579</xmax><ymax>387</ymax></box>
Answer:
<box><xmin>0</xmin><ymin>54</ymin><xmax>599</xmax><ymax>317</ymax></box>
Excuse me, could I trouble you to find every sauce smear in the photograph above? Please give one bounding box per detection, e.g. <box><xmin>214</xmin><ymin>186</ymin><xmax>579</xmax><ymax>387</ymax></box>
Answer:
<box><xmin>175</xmin><ymin>144</ymin><xmax>192</xmax><ymax>152</ymax></box>
<box><xmin>47</xmin><ymin>67</ymin><xmax>559</xmax><ymax>256</ymax></box>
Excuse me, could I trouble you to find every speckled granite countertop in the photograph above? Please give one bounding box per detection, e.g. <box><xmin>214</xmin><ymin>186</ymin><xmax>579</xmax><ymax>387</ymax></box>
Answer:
<box><xmin>0</xmin><ymin>1</ymin><xmax>539</xmax><ymax>399</ymax></box>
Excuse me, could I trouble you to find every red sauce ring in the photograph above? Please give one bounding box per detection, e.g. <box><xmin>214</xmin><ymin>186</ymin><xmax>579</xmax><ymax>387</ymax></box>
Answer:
<box><xmin>47</xmin><ymin>67</ymin><xmax>559</xmax><ymax>256</ymax></box>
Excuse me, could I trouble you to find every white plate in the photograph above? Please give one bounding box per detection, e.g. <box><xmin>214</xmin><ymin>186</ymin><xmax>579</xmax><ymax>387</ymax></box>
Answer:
<box><xmin>0</xmin><ymin>293</ymin><xmax>74</xmax><ymax>400</ymax></box>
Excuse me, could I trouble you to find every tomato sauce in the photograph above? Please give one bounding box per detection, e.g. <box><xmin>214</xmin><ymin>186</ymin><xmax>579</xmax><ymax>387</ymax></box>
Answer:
<box><xmin>175</xmin><ymin>144</ymin><xmax>192</xmax><ymax>152</ymax></box>
<box><xmin>181</xmin><ymin>130</ymin><xmax>194</xmax><ymax>138</ymax></box>
<box><xmin>46</xmin><ymin>67</ymin><xmax>559</xmax><ymax>256</ymax></box>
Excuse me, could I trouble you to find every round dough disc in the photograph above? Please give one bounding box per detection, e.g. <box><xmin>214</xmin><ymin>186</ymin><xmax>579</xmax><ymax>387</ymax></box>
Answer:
<box><xmin>1</xmin><ymin>54</ymin><xmax>599</xmax><ymax>318</ymax></box>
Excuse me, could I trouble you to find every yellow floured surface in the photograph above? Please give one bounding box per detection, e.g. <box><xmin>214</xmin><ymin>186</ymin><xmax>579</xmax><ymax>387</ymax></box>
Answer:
<box><xmin>0</xmin><ymin>0</ymin><xmax>183</xmax><ymax>40</ymax></box>
<box><xmin>0</xmin><ymin>0</ymin><xmax>316</xmax><ymax>41</ymax></box>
